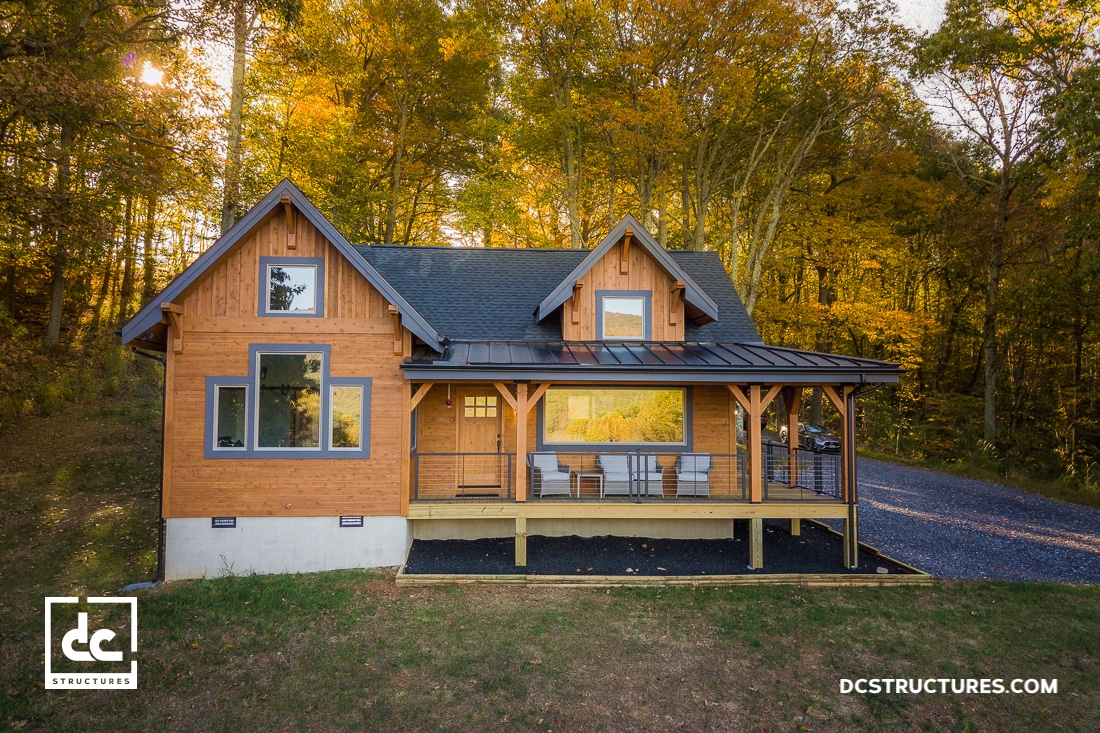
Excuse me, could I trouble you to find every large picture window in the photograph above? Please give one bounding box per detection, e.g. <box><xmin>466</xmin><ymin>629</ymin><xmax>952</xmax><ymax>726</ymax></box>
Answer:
<box><xmin>259</xmin><ymin>257</ymin><xmax>325</xmax><ymax>317</ymax></box>
<box><xmin>257</xmin><ymin>352</ymin><xmax>322</xmax><ymax>449</ymax></box>
<box><xmin>205</xmin><ymin>344</ymin><xmax>370</xmax><ymax>458</ymax></box>
<box><xmin>542</xmin><ymin>387</ymin><xmax>687</xmax><ymax>446</ymax></box>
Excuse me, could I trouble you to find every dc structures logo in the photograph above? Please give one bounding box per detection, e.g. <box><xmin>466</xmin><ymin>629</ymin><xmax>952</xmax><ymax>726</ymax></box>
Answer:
<box><xmin>44</xmin><ymin>597</ymin><xmax>137</xmax><ymax>689</ymax></box>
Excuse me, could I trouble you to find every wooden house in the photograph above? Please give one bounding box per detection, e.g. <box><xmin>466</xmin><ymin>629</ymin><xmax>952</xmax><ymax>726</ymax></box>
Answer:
<box><xmin>122</xmin><ymin>180</ymin><xmax>900</xmax><ymax>580</ymax></box>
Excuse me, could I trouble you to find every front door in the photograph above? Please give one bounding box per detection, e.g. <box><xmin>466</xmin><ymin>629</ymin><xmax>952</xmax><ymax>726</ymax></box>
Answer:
<box><xmin>458</xmin><ymin>390</ymin><xmax>503</xmax><ymax>492</ymax></box>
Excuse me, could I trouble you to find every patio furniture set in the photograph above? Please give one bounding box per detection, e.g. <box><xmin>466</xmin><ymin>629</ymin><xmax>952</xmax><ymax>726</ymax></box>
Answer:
<box><xmin>528</xmin><ymin>452</ymin><xmax>712</xmax><ymax>499</ymax></box>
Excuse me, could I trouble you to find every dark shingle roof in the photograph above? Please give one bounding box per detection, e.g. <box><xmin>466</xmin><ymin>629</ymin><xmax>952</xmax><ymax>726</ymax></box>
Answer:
<box><xmin>354</xmin><ymin>245</ymin><xmax>761</xmax><ymax>343</ymax></box>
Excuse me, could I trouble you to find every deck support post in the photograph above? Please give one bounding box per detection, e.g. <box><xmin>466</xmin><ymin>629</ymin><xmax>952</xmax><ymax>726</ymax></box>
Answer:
<box><xmin>515</xmin><ymin>517</ymin><xmax>527</xmax><ymax>567</ymax></box>
<box><xmin>789</xmin><ymin>518</ymin><xmax>800</xmax><ymax>536</ymax></box>
<box><xmin>843</xmin><ymin>506</ymin><xmax>858</xmax><ymax>569</ymax></box>
<box><xmin>515</xmin><ymin>383</ymin><xmax>528</xmax><ymax>502</ymax></box>
<box><xmin>749</xmin><ymin>518</ymin><xmax>763</xmax><ymax>569</ymax></box>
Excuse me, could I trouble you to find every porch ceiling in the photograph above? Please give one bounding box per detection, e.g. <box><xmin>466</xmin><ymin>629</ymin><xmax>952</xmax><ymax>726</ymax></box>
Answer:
<box><xmin>402</xmin><ymin>340</ymin><xmax>901</xmax><ymax>385</ymax></box>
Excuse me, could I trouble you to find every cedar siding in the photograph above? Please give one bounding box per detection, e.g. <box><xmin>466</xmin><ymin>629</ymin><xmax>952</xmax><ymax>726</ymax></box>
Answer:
<box><xmin>562</xmin><ymin>238</ymin><xmax>684</xmax><ymax>341</ymax></box>
<box><xmin>163</xmin><ymin>208</ymin><xmax>407</xmax><ymax>519</ymax></box>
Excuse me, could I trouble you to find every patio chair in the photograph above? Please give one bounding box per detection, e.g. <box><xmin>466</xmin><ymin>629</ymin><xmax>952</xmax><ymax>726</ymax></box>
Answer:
<box><xmin>675</xmin><ymin>453</ymin><xmax>712</xmax><ymax>497</ymax></box>
<box><xmin>597</xmin><ymin>454</ymin><xmax>632</xmax><ymax>496</ymax></box>
<box><xmin>529</xmin><ymin>452</ymin><xmax>572</xmax><ymax>497</ymax></box>
<box><xmin>633</xmin><ymin>454</ymin><xmax>666</xmax><ymax>497</ymax></box>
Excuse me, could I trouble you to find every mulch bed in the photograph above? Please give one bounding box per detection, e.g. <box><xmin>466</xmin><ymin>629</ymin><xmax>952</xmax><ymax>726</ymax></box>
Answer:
<box><xmin>403</xmin><ymin>519</ymin><xmax>920</xmax><ymax>576</ymax></box>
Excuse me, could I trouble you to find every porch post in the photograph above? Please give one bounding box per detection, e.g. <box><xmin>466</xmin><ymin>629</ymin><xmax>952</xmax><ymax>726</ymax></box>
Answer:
<box><xmin>843</xmin><ymin>385</ymin><xmax>858</xmax><ymax>569</ymax></box>
<box><xmin>515</xmin><ymin>382</ymin><xmax>528</xmax><ymax>502</ymax></box>
<box><xmin>749</xmin><ymin>385</ymin><xmax>763</xmax><ymax>503</ymax></box>
<box><xmin>784</xmin><ymin>387</ymin><xmax>801</xmax><ymax>537</ymax></box>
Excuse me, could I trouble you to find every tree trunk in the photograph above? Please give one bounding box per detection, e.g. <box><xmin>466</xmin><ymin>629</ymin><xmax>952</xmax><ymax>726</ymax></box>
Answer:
<box><xmin>43</xmin><ymin>120</ymin><xmax>74</xmax><ymax>348</ymax></box>
<box><xmin>117</xmin><ymin>196</ymin><xmax>136</xmax><ymax>326</ymax></box>
<box><xmin>220</xmin><ymin>0</ymin><xmax>249</xmax><ymax>235</ymax></box>
<box><xmin>141</xmin><ymin>192</ymin><xmax>157</xmax><ymax>301</ymax></box>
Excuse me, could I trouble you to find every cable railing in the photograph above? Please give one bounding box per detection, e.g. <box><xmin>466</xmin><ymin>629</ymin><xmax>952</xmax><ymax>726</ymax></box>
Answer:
<box><xmin>410</xmin><ymin>448</ymin><xmax>844</xmax><ymax>503</ymax></box>
<box><xmin>526</xmin><ymin>451</ymin><xmax>747</xmax><ymax>501</ymax></box>
<box><xmin>761</xmin><ymin>444</ymin><xmax>842</xmax><ymax>500</ymax></box>
<box><xmin>412</xmin><ymin>452</ymin><xmax>513</xmax><ymax>501</ymax></box>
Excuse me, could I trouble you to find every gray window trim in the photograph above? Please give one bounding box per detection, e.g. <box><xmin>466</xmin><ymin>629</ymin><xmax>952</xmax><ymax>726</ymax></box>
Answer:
<box><xmin>535</xmin><ymin>385</ymin><xmax>693</xmax><ymax>451</ymax></box>
<box><xmin>327</xmin><ymin>380</ymin><xmax>369</xmax><ymax>451</ymax></box>
<box><xmin>596</xmin><ymin>290</ymin><xmax>651</xmax><ymax>340</ymax></box>
<box><xmin>259</xmin><ymin>256</ymin><xmax>325</xmax><ymax>318</ymax></box>
<box><xmin>204</xmin><ymin>343</ymin><xmax>371</xmax><ymax>459</ymax></box>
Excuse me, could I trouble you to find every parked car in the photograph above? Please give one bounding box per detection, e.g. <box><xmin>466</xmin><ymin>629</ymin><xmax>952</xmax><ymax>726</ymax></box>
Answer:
<box><xmin>779</xmin><ymin>422</ymin><xmax>841</xmax><ymax>453</ymax></box>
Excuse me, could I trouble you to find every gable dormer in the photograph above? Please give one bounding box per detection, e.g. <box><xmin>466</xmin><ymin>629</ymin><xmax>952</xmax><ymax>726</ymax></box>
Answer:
<box><xmin>536</xmin><ymin>216</ymin><xmax>718</xmax><ymax>342</ymax></box>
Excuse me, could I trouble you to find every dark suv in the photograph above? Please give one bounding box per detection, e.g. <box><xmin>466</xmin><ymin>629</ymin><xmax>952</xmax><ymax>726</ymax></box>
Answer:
<box><xmin>778</xmin><ymin>422</ymin><xmax>840</xmax><ymax>453</ymax></box>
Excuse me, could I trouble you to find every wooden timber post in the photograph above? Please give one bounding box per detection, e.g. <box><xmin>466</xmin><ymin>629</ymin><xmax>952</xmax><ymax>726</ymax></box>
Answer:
<box><xmin>515</xmin><ymin>516</ymin><xmax>527</xmax><ymax>567</ymax></box>
<box><xmin>515</xmin><ymin>382</ymin><xmax>528</xmax><ymax>504</ymax></box>
<box><xmin>749</xmin><ymin>518</ymin><xmax>763</xmax><ymax>569</ymax></box>
<box><xmin>844</xmin><ymin>386</ymin><xmax>858</xmax><ymax>569</ymax></box>
<box><xmin>749</xmin><ymin>385</ymin><xmax>763</xmax><ymax>503</ymax></box>
<box><xmin>784</xmin><ymin>387</ymin><xmax>802</xmax><ymax>536</ymax></box>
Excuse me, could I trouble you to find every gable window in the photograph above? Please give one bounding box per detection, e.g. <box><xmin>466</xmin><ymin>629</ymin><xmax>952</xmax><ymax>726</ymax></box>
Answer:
<box><xmin>541</xmin><ymin>387</ymin><xmax>688</xmax><ymax>447</ymax></box>
<box><xmin>597</xmin><ymin>290</ymin><xmax>650</xmax><ymax>340</ymax></box>
<box><xmin>259</xmin><ymin>257</ymin><xmax>324</xmax><ymax>317</ymax></box>
<box><xmin>205</xmin><ymin>344</ymin><xmax>370</xmax><ymax>458</ymax></box>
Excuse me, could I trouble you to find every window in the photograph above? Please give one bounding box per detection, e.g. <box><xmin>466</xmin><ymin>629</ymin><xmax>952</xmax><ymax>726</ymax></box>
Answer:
<box><xmin>597</xmin><ymin>290</ymin><xmax>650</xmax><ymax>340</ymax></box>
<box><xmin>205</xmin><ymin>344</ymin><xmax>370</xmax><ymax>458</ymax></box>
<box><xmin>259</xmin><ymin>257</ymin><xmax>324</xmax><ymax>317</ymax></box>
<box><xmin>542</xmin><ymin>387</ymin><xmax>687</xmax><ymax>446</ymax></box>
<box><xmin>330</xmin><ymin>385</ymin><xmax>363</xmax><ymax>450</ymax></box>
<box><xmin>257</xmin><ymin>352</ymin><xmax>322</xmax><ymax>449</ymax></box>
<box><xmin>464</xmin><ymin>395</ymin><xmax>498</xmax><ymax>418</ymax></box>
<box><xmin>214</xmin><ymin>385</ymin><xmax>247</xmax><ymax>450</ymax></box>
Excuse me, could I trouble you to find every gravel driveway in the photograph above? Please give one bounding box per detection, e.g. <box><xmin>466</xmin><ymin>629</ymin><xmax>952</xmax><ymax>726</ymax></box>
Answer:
<box><xmin>839</xmin><ymin>458</ymin><xmax>1100</xmax><ymax>583</ymax></box>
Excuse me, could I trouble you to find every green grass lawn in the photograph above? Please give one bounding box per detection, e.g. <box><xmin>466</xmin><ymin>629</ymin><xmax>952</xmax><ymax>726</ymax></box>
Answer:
<box><xmin>2</xmin><ymin>397</ymin><xmax>1098</xmax><ymax>732</ymax></box>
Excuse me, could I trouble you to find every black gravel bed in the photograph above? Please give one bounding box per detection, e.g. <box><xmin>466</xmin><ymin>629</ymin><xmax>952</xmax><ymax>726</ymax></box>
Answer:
<box><xmin>819</xmin><ymin>458</ymin><xmax>1100</xmax><ymax>583</ymax></box>
<box><xmin>403</xmin><ymin>519</ymin><xmax>916</xmax><ymax>576</ymax></box>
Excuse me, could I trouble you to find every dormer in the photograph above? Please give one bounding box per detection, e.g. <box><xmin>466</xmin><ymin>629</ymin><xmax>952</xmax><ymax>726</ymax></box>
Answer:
<box><xmin>535</xmin><ymin>215</ymin><xmax>718</xmax><ymax>341</ymax></box>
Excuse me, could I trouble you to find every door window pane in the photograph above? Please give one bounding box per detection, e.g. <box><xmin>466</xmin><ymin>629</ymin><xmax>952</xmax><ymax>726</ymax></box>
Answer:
<box><xmin>257</xmin><ymin>352</ymin><xmax>322</xmax><ymax>448</ymax></box>
<box><xmin>544</xmin><ymin>388</ymin><xmax>684</xmax><ymax>444</ymax></box>
<box><xmin>330</xmin><ymin>386</ymin><xmax>363</xmax><ymax>449</ymax></box>
<box><xmin>215</xmin><ymin>386</ymin><xmax>246</xmax><ymax>449</ymax></box>
<box><xmin>267</xmin><ymin>265</ymin><xmax>317</xmax><ymax>313</ymax></box>
<box><xmin>601</xmin><ymin>296</ymin><xmax>645</xmax><ymax>339</ymax></box>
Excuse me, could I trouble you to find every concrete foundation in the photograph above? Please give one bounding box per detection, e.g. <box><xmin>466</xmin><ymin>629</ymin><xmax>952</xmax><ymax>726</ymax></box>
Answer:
<box><xmin>164</xmin><ymin>516</ymin><xmax>410</xmax><ymax>580</ymax></box>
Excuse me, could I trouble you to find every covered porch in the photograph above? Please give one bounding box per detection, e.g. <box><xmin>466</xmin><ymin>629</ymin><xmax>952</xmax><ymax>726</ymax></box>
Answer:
<box><xmin>402</xmin><ymin>340</ymin><xmax>899</xmax><ymax>571</ymax></box>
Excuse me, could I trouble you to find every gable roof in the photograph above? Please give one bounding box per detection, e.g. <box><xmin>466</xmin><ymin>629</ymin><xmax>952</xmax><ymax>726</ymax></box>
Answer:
<box><xmin>535</xmin><ymin>214</ymin><xmax>719</xmax><ymax>323</ymax></box>
<box><xmin>357</xmin><ymin>246</ymin><xmax>761</xmax><ymax>343</ymax></box>
<box><xmin>121</xmin><ymin>179</ymin><xmax>441</xmax><ymax>350</ymax></box>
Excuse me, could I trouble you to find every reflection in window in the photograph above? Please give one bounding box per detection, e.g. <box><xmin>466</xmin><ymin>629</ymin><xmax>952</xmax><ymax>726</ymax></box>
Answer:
<box><xmin>267</xmin><ymin>265</ymin><xmax>317</xmax><ymax>313</ymax></box>
<box><xmin>215</xmin><ymin>386</ymin><xmax>246</xmax><ymax>449</ymax></box>
<box><xmin>601</xmin><ymin>296</ymin><xmax>645</xmax><ymax>339</ymax></box>
<box><xmin>330</xmin><ymin>386</ymin><xmax>363</xmax><ymax>449</ymax></box>
<box><xmin>544</xmin><ymin>387</ymin><xmax>684</xmax><ymax>444</ymax></box>
<box><xmin>257</xmin><ymin>352</ymin><xmax>322</xmax><ymax>448</ymax></box>
<box><xmin>464</xmin><ymin>395</ymin><xmax>498</xmax><ymax>418</ymax></box>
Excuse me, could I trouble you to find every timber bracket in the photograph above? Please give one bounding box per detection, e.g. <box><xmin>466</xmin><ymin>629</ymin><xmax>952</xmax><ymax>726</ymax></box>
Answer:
<box><xmin>161</xmin><ymin>302</ymin><xmax>184</xmax><ymax>353</ymax></box>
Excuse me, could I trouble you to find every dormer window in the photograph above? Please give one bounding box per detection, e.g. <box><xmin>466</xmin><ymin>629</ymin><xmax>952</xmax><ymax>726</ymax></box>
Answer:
<box><xmin>597</xmin><ymin>290</ymin><xmax>650</xmax><ymax>340</ymax></box>
<box><xmin>259</xmin><ymin>256</ymin><xmax>324</xmax><ymax>317</ymax></box>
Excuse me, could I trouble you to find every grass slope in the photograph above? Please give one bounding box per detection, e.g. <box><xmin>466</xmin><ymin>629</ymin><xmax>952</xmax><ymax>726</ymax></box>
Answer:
<box><xmin>2</xmin><ymin>397</ymin><xmax>1098</xmax><ymax>732</ymax></box>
